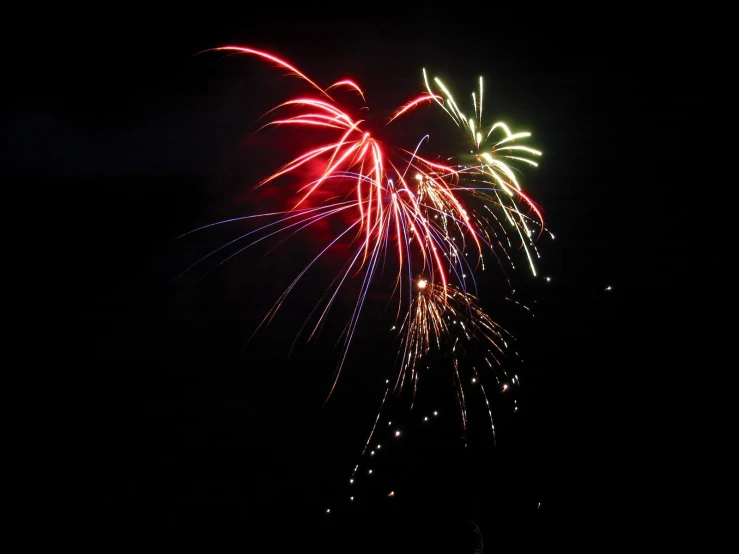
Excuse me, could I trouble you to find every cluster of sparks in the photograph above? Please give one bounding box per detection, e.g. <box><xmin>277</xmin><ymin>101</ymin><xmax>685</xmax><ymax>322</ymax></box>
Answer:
<box><xmin>396</xmin><ymin>280</ymin><xmax>517</xmax><ymax>430</ymax></box>
<box><xmin>180</xmin><ymin>46</ymin><xmax>550</xmax><ymax>506</ymax></box>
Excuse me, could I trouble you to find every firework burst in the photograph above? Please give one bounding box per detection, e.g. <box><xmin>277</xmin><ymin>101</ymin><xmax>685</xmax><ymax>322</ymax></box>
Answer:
<box><xmin>422</xmin><ymin>69</ymin><xmax>545</xmax><ymax>277</ymax></box>
<box><xmin>396</xmin><ymin>278</ymin><xmax>519</xmax><ymax>437</ymax></box>
<box><xmin>178</xmin><ymin>46</ymin><xmax>546</xmax><ymax>433</ymax></box>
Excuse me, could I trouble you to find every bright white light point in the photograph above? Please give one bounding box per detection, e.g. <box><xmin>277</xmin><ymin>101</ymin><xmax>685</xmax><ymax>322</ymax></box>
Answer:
<box><xmin>390</xmin><ymin>326</ymin><xmax>395</xmax><ymax>331</ymax></box>
<box><xmin>417</xmin><ymin>279</ymin><xmax>427</xmax><ymax>289</ymax></box>
<box><xmin>395</xmin><ymin>430</ymin><xmax>401</xmax><ymax>437</ymax></box>
<box><xmin>350</xmin><ymin>497</ymin><xmax>354</xmax><ymax>501</ymax></box>
<box><xmin>502</xmin><ymin>384</ymin><xmax>508</xmax><ymax>391</ymax></box>
<box><xmin>377</xmin><ymin>444</ymin><xmax>381</xmax><ymax>449</ymax></box>
<box><xmin>424</xmin><ymin>417</ymin><xmax>428</xmax><ymax>421</ymax></box>
<box><xmin>605</xmin><ymin>285</ymin><xmax>612</xmax><ymax>291</ymax></box>
<box><xmin>388</xmin><ymin>491</ymin><xmax>395</xmax><ymax>497</ymax></box>
<box><xmin>370</xmin><ymin>451</ymin><xmax>375</xmax><ymax>456</ymax></box>
<box><xmin>326</xmin><ymin>509</ymin><xmax>331</xmax><ymax>513</ymax></box>
<box><xmin>546</xmin><ymin>277</ymin><xmax>551</xmax><ymax>282</ymax></box>
<box><xmin>462</xmin><ymin>274</ymin><xmax>467</xmax><ymax>278</ymax></box>
<box><xmin>471</xmin><ymin>377</ymin><xmax>477</xmax><ymax>383</ymax></box>
<box><xmin>349</xmin><ymin>479</ymin><xmax>354</xmax><ymax>484</ymax></box>
<box><xmin>433</xmin><ymin>411</ymin><xmax>438</xmax><ymax>416</ymax></box>
<box><xmin>388</xmin><ymin>421</ymin><xmax>392</xmax><ymax>425</ymax></box>
<box><xmin>368</xmin><ymin>469</ymin><xmax>373</xmax><ymax>474</ymax></box>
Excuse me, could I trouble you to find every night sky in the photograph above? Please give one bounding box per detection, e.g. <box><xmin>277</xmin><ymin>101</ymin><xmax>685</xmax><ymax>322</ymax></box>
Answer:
<box><xmin>12</xmin><ymin>7</ymin><xmax>703</xmax><ymax>552</ymax></box>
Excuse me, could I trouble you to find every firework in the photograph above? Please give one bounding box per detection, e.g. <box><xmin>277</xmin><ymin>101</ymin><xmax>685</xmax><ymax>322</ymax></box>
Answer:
<box><xmin>423</xmin><ymin>69</ymin><xmax>545</xmax><ymax>277</ymax></box>
<box><xmin>176</xmin><ymin>46</ymin><xmax>552</xmax><ymax>514</ymax></box>
<box><xmin>180</xmin><ymin>46</ymin><xmax>544</xmax><ymax>418</ymax></box>
<box><xmin>395</xmin><ymin>278</ymin><xmax>517</xmax><ymax>434</ymax></box>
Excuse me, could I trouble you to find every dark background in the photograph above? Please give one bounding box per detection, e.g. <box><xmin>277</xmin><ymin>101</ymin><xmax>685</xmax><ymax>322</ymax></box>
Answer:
<box><xmin>9</xmin><ymin>6</ymin><xmax>704</xmax><ymax>552</ymax></box>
